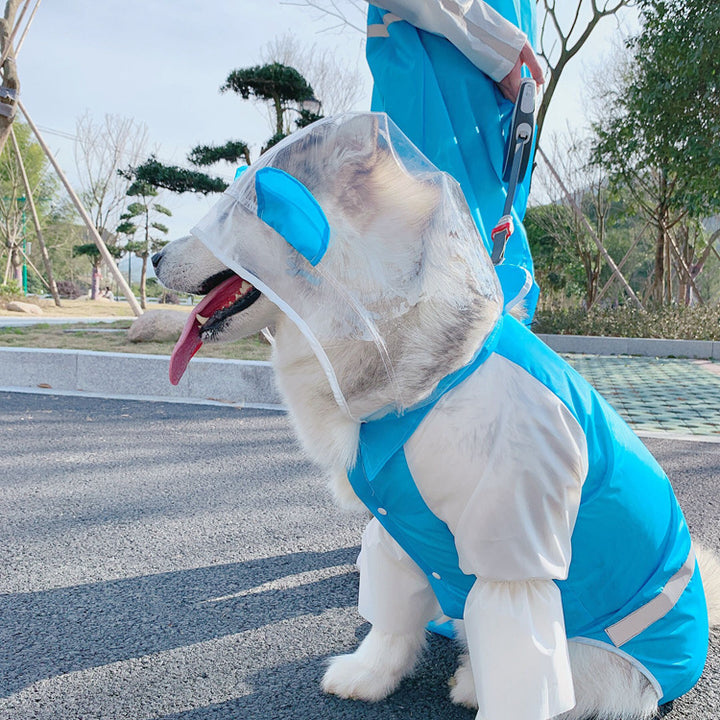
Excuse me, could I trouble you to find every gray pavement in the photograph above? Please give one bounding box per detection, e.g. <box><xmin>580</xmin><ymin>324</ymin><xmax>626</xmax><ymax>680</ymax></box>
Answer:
<box><xmin>1</xmin><ymin>391</ymin><xmax>719</xmax><ymax>720</ymax></box>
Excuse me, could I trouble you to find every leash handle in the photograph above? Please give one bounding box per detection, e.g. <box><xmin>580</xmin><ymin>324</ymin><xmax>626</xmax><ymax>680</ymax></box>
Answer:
<box><xmin>492</xmin><ymin>78</ymin><xmax>536</xmax><ymax>266</ymax></box>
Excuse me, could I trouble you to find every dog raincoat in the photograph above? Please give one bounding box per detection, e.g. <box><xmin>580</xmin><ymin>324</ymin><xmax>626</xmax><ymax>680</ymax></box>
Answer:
<box><xmin>351</xmin><ymin>313</ymin><xmax>708</xmax><ymax>719</ymax></box>
<box><xmin>189</xmin><ymin>113</ymin><xmax>708</xmax><ymax>720</ymax></box>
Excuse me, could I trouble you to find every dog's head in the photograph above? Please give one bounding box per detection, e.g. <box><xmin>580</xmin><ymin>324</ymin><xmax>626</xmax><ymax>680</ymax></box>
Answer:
<box><xmin>154</xmin><ymin>113</ymin><xmax>502</xmax><ymax>418</ymax></box>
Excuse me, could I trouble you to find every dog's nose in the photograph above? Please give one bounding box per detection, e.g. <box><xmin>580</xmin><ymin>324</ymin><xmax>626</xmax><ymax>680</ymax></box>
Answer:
<box><xmin>151</xmin><ymin>250</ymin><xmax>164</xmax><ymax>271</ymax></box>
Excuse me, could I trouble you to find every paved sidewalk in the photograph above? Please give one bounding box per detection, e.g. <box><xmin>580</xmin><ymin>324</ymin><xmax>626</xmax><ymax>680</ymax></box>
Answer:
<box><xmin>565</xmin><ymin>355</ymin><xmax>720</xmax><ymax>437</ymax></box>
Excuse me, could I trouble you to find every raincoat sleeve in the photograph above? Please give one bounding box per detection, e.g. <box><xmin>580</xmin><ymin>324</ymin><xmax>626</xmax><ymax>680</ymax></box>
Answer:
<box><xmin>357</xmin><ymin>517</ymin><xmax>441</xmax><ymax>634</ymax></box>
<box><xmin>404</xmin><ymin>357</ymin><xmax>589</xmax><ymax>720</ymax></box>
<box><xmin>368</xmin><ymin>0</ymin><xmax>527</xmax><ymax>81</ymax></box>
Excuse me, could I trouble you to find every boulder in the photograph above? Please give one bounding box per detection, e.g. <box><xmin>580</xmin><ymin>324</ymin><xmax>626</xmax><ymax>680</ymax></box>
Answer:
<box><xmin>128</xmin><ymin>309</ymin><xmax>188</xmax><ymax>343</ymax></box>
<box><xmin>6</xmin><ymin>301</ymin><xmax>43</xmax><ymax>315</ymax></box>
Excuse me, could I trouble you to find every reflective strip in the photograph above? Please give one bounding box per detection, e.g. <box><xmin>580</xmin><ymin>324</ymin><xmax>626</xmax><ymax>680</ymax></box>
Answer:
<box><xmin>605</xmin><ymin>546</ymin><xmax>696</xmax><ymax>647</ymax></box>
<box><xmin>367</xmin><ymin>23</ymin><xmax>389</xmax><ymax>38</ymax></box>
<box><xmin>439</xmin><ymin>0</ymin><xmax>522</xmax><ymax>65</ymax></box>
<box><xmin>367</xmin><ymin>12</ymin><xmax>403</xmax><ymax>38</ymax></box>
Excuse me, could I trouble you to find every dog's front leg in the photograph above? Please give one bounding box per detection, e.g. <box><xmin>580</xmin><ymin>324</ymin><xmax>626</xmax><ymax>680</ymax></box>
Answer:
<box><xmin>322</xmin><ymin>518</ymin><xmax>440</xmax><ymax>701</ymax></box>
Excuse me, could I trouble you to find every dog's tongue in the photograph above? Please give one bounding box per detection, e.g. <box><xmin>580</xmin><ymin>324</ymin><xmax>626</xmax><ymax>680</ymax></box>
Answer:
<box><xmin>169</xmin><ymin>274</ymin><xmax>247</xmax><ymax>385</ymax></box>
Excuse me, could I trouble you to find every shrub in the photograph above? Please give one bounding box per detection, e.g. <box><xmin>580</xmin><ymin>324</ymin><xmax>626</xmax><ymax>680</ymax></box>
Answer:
<box><xmin>533</xmin><ymin>304</ymin><xmax>720</xmax><ymax>341</ymax></box>
<box><xmin>0</xmin><ymin>281</ymin><xmax>23</xmax><ymax>304</ymax></box>
<box><xmin>55</xmin><ymin>280</ymin><xmax>85</xmax><ymax>299</ymax></box>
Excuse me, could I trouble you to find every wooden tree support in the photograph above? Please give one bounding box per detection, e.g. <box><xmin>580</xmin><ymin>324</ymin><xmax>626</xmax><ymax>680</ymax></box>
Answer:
<box><xmin>19</xmin><ymin>99</ymin><xmax>143</xmax><ymax>317</ymax></box>
<box><xmin>593</xmin><ymin>221</ymin><xmax>649</xmax><ymax>306</ymax></box>
<box><xmin>9</xmin><ymin>124</ymin><xmax>60</xmax><ymax>305</ymax></box>
<box><xmin>0</xmin><ymin>0</ymin><xmax>141</xmax><ymax>316</ymax></box>
<box><xmin>537</xmin><ymin>146</ymin><xmax>644</xmax><ymax>310</ymax></box>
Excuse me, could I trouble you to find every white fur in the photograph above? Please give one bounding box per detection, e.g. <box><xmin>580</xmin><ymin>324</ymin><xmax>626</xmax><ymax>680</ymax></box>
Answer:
<box><xmin>153</xmin><ymin>114</ymin><xmax>720</xmax><ymax>720</ymax></box>
<box><xmin>448</xmin><ymin>641</ymin><xmax>658</xmax><ymax>720</ymax></box>
<box><xmin>322</xmin><ymin>626</ymin><xmax>426</xmax><ymax>701</ymax></box>
<box><xmin>697</xmin><ymin>544</ymin><xmax>720</xmax><ymax>627</ymax></box>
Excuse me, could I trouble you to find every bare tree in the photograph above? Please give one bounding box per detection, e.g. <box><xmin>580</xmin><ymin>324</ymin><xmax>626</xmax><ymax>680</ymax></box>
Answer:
<box><xmin>536</xmin><ymin>0</ymin><xmax>635</xmax><ymax>143</ymax></box>
<box><xmin>262</xmin><ymin>33</ymin><xmax>367</xmax><ymax>117</ymax></box>
<box><xmin>281</xmin><ymin>0</ymin><xmax>367</xmax><ymax>33</ymax></box>
<box><xmin>73</xmin><ymin>112</ymin><xmax>151</xmax><ymax>239</ymax></box>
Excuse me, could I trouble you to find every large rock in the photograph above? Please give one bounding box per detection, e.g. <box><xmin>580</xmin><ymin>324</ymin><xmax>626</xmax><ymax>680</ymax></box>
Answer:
<box><xmin>6</xmin><ymin>301</ymin><xmax>43</xmax><ymax>315</ymax></box>
<box><xmin>128</xmin><ymin>309</ymin><xmax>188</xmax><ymax>343</ymax></box>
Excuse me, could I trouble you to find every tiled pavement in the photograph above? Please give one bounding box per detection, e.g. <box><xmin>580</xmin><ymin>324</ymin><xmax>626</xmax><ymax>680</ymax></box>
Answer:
<box><xmin>565</xmin><ymin>355</ymin><xmax>720</xmax><ymax>437</ymax></box>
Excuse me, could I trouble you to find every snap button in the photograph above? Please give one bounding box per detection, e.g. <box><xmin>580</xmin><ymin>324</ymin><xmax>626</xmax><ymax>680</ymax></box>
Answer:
<box><xmin>377</xmin><ymin>507</ymin><xmax>388</xmax><ymax>516</ymax></box>
<box><xmin>432</xmin><ymin>572</ymin><xmax>441</xmax><ymax>580</ymax></box>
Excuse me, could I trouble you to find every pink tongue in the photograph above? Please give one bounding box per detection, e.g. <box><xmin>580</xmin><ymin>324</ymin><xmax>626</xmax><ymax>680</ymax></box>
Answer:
<box><xmin>169</xmin><ymin>274</ymin><xmax>248</xmax><ymax>385</ymax></box>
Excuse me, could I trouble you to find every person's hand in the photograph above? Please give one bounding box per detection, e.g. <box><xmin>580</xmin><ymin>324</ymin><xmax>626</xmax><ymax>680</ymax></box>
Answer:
<box><xmin>498</xmin><ymin>40</ymin><xmax>544</xmax><ymax>101</ymax></box>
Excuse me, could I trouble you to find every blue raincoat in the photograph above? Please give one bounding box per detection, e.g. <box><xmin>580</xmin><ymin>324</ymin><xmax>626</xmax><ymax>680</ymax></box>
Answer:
<box><xmin>366</xmin><ymin>0</ymin><xmax>540</xmax><ymax>318</ymax></box>
<box><xmin>349</xmin><ymin>313</ymin><xmax>709</xmax><ymax>705</ymax></box>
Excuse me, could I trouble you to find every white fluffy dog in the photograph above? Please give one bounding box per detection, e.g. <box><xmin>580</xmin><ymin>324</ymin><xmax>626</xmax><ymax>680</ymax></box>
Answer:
<box><xmin>153</xmin><ymin>113</ymin><xmax>720</xmax><ymax>720</ymax></box>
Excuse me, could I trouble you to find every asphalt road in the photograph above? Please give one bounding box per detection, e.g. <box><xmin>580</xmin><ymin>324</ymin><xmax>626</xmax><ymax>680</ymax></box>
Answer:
<box><xmin>0</xmin><ymin>391</ymin><xmax>718</xmax><ymax>720</ymax></box>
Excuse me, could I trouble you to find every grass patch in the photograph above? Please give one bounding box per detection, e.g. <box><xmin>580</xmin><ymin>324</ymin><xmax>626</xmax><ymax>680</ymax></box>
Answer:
<box><xmin>0</xmin><ymin>320</ymin><xmax>271</xmax><ymax>361</ymax></box>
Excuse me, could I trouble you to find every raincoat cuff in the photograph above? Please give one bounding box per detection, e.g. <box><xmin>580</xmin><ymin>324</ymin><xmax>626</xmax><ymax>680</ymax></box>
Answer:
<box><xmin>464</xmin><ymin>577</ymin><xmax>576</xmax><ymax>720</ymax></box>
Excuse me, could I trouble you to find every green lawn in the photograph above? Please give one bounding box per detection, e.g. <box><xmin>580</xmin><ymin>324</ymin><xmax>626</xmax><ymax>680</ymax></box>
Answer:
<box><xmin>0</xmin><ymin>320</ymin><xmax>272</xmax><ymax>361</ymax></box>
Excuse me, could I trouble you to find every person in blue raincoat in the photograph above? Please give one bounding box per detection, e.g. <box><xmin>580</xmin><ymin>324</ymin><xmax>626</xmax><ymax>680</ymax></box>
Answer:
<box><xmin>364</xmin><ymin>0</ymin><xmax>545</xmax><ymax>319</ymax></box>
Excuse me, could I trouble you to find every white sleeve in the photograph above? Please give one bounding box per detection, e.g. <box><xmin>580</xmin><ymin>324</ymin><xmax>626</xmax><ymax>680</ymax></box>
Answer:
<box><xmin>369</xmin><ymin>0</ymin><xmax>526</xmax><ymax>81</ymax></box>
<box><xmin>357</xmin><ymin>518</ymin><xmax>441</xmax><ymax>634</ymax></box>
<box><xmin>404</xmin><ymin>357</ymin><xmax>589</xmax><ymax>720</ymax></box>
<box><xmin>464</xmin><ymin>580</ymin><xmax>576</xmax><ymax>720</ymax></box>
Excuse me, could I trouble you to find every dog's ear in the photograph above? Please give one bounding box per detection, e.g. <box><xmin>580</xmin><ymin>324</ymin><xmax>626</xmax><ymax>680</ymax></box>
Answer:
<box><xmin>334</xmin><ymin>114</ymin><xmax>379</xmax><ymax>169</ymax></box>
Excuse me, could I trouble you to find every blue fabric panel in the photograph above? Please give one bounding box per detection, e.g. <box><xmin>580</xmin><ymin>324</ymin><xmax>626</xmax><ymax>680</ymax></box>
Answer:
<box><xmin>495</xmin><ymin>263</ymin><xmax>533</xmax><ymax>311</ymax></box>
<box><xmin>350</xmin><ymin>449</ymin><xmax>475</xmax><ymax>619</ymax></box>
<box><xmin>625</xmin><ymin>565</ymin><xmax>708</xmax><ymax>703</ymax></box>
<box><xmin>426</xmin><ymin>617</ymin><xmax>457</xmax><ymax>639</ymax></box>
<box><xmin>494</xmin><ymin>316</ymin><xmax>708</xmax><ymax>701</ymax></box>
<box><xmin>351</xmin><ymin>319</ymin><xmax>505</xmax><ymax>618</ymax></box>
<box><xmin>366</xmin><ymin>2</ymin><xmax>539</xmax><ymax>318</ymax></box>
<box><xmin>254</xmin><ymin>167</ymin><xmax>330</xmax><ymax>266</ymax></box>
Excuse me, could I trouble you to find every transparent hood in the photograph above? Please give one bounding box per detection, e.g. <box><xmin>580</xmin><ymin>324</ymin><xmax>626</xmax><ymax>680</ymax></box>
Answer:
<box><xmin>191</xmin><ymin>112</ymin><xmax>502</xmax><ymax>419</ymax></box>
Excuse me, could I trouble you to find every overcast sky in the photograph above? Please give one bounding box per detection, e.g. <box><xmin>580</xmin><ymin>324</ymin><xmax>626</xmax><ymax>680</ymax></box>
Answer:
<box><xmin>18</xmin><ymin>0</ymin><xmax>637</xmax><ymax>244</ymax></box>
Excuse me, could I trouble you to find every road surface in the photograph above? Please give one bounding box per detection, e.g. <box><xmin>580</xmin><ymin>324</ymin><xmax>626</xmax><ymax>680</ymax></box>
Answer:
<box><xmin>0</xmin><ymin>391</ymin><xmax>718</xmax><ymax>719</ymax></box>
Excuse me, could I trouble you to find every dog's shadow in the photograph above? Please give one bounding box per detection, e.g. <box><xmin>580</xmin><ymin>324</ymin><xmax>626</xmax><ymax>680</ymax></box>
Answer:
<box><xmin>157</xmin><ymin>631</ymin><xmax>476</xmax><ymax>720</ymax></box>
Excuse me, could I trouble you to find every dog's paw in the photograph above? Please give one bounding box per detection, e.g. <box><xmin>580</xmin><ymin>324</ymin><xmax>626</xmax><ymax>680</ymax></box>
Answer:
<box><xmin>322</xmin><ymin>652</ymin><xmax>401</xmax><ymax>701</ymax></box>
<box><xmin>449</xmin><ymin>652</ymin><xmax>478</xmax><ymax>709</ymax></box>
<box><xmin>322</xmin><ymin>627</ymin><xmax>425</xmax><ymax>702</ymax></box>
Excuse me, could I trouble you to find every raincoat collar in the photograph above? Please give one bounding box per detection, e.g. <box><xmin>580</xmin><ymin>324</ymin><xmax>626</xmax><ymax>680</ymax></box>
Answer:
<box><xmin>358</xmin><ymin>315</ymin><xmax>504</xmax><ymax>481</ymax></box>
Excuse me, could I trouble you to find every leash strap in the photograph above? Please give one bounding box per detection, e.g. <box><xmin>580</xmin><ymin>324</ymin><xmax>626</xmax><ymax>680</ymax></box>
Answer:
<box><xmin>491</xmin><ymin>78</ymin><xmax>536</xmax><ymax>266</ymax></box>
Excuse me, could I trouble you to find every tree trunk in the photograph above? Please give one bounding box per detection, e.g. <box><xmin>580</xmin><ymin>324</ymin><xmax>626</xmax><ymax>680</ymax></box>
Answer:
<box><xmin>140</xmin><ymin>254</ymin><xmax>147</xmax><ymax>310</ymax></box>
<box><xmin>91</xmin><ymin>262</ymin><xmax>101</xmax><ymax>300</ymax></box>
<box><xmin>10</xmin><ymin>241</ymin><xmax>20</xmax><ymax>283</ymax></box>
<box><xmin>274</xmin><ymin>96</ymin><xmax>283</xmax><ymax>136</ymax></box>
<box><xmin>0</xmin><ymin>1</ymin><xmax>22</xmax><ymax>158</ymax></box>
<box><xmin>649</xmin><ymin>172</ymin><xmax>670</xmax><ymax>305</ymax></box>
<box><xmin>650</xmin><ymin>221</ymin><xmax>665</xmax><ymax>304</ymax></box>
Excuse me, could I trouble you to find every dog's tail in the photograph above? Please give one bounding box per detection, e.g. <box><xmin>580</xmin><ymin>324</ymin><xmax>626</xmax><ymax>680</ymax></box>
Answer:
<box><xmin>696</xmin><ymin>544</ymin><xmax>720</xmax><ymax>627</ymax></box>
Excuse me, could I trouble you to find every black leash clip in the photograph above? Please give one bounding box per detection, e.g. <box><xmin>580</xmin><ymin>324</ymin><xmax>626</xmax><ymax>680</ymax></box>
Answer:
<box><xmin>490</xmin><ymin>77</ymin><xmax>536</xmax><ymax>266</ymax></box>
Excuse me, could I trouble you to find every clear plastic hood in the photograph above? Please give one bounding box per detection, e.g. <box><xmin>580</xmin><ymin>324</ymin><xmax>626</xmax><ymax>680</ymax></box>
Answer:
<box><xmin>191</xmin><ymin>112</ymin><xmax>502</xmax><ymax>419</ymax></box>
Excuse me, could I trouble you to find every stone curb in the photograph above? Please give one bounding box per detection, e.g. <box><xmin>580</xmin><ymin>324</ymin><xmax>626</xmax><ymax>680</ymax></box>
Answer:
<box><xmin>0</xmin><ymin>347</ymin><xmax>282</xmax><ymax>407</ymax></box>
<box><xmin>1</xmin><ymin>334</ymin><xmax>717</xmax><ymax>406</ymax></box>
<box><xmin>537</xmin><ymin>334</ymin><xmax>720</xmax><ymax>360</ymax></box>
